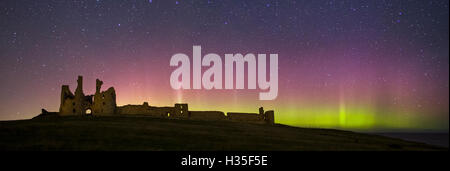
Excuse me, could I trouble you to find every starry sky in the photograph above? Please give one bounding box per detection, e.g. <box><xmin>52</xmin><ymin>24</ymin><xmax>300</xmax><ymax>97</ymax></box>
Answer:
<box><xmin>0</xmin><ymin>0</ymin><xmax>448</xmax><ymax>132</ymax></box>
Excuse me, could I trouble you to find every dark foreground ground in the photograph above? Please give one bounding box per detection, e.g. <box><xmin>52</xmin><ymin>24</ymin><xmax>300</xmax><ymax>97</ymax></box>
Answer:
<box><xmin>374</xmin><ymin>132</ymin><xmax>449</xmax><ymax>148</ymax></box>
<box><xmin>0</xmin><ymin>116</ymin><xmax>446</xmax><ymax>151</ymax></box>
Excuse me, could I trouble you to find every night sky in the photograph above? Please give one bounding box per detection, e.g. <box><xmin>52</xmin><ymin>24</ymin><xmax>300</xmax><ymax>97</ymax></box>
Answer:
<box><xmin>0</xmin><ymin>0</ymin><xmax>448</xmax><ymax>131</ymax></box>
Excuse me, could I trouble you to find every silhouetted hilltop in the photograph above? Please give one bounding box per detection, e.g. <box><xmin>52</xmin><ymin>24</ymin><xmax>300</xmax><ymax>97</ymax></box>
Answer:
<box><xmin>0</xmin><ymin>116</ymin><xmax>445</xmax><ymax>151</ymax></box>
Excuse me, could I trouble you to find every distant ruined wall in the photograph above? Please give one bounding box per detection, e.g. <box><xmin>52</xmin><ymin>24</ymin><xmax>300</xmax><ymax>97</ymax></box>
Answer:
<box><xmin>227</xmin><ymin>112</ymin><xmax>264</xmax><ymax>123</ymax></box>
<box><xmin>116</xmin><ymin>103</ymin><xmax>173</xmax><ymax>117</ymax></box>
<box><xmin>227</xmin><ymin>107</ymin><xmax>275</xmax><ymax>124</ymax></box>
<box><xmin>115</xmin><ymin>103</ymin><xmax>152</xmax><ymax>115</ymax></box>
<box><xmin>189</xmin><ymin>111</ymin><xmax>226</xmax><ymax>121</ymax></box>
<box><xmin>116</xmin><ymin>102</ymin><xmax>188</xmax><ymax>118</ymax></box>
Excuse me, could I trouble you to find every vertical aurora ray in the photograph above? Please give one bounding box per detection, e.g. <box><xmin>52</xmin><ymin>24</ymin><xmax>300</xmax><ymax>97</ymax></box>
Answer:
<box><xmin>339</xmin><ymin>85</ymin><xmax>347</xmax><ymax>127</ymax></box>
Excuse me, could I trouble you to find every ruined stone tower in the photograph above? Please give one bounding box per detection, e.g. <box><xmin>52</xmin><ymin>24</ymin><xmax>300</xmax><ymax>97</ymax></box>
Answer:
<box><xmin>92</xmin><ymin>79</ymin><xmax>116</xmax><ymax>115</ymax></box>
<box><xmin>264</xmin><ymin>110</ymin><xmax>275</xmax><ymax>125</ymax></box>
<box><xmin>59</xmin><ymin>85</ymin><xmax>75</xmax><ymax>116</ymax></box>
<box><xmin>59</xmin><ymin>76</ymin><xmax>88</xmax><ymax>116</ymax></box>
<box><xmin>174</xmin><ymin>103</ymin><xmax>188</xmax><ymax>118</ymax></box>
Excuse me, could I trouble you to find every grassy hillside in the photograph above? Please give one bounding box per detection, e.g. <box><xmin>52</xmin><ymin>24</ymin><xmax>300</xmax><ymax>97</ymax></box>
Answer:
<box><xmin>0</xmin><ymin>115</ymin><xmax>445</xmax><ymax>151</ymax></box>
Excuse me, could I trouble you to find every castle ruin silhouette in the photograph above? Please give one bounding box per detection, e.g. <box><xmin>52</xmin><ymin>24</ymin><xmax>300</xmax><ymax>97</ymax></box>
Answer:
<box><xmin>55</xmin><ymin>76</ymin><xmax>275</xmax><ymax>124</ymax></box>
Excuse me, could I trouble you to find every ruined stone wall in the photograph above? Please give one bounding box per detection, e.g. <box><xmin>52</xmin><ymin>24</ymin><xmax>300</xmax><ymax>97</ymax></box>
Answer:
<box><xmin>116</xmin><ymin>105</ymin><xmax>157</xmax><ymax>116</ymax></box>
<box><xmin>227</xmin><ymin>112</ymin><xmax>264</xmax><ymax>123</ymax></box>
<box><xmin>189</xmin><ymin>111</ymin><xmax>226</xmax><ymax>121</ymax></box>
<box><xmin>116</xmin><ymin>103</ymin><xmax>175</xmax><ymax>118</ymax></box>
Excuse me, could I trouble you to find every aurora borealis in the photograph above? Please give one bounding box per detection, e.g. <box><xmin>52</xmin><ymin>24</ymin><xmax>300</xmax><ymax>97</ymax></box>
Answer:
<box><xmin>0</xmin><ymin>0</ymin><xmax>448</xmax><ymax>132</ymax></box>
